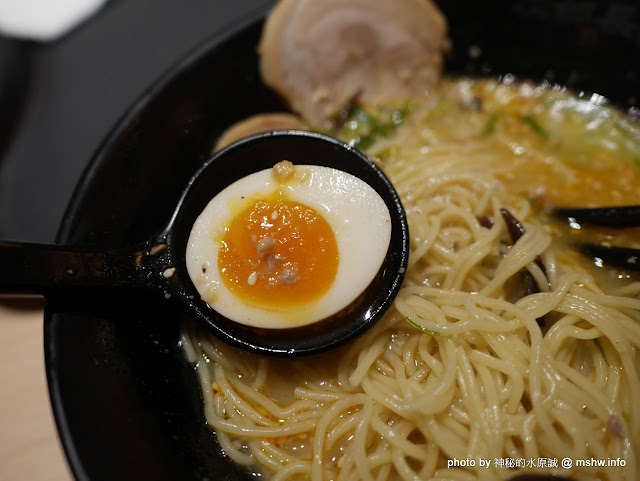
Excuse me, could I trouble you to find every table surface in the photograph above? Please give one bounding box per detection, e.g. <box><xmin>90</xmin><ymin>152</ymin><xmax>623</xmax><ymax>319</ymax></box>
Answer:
<box><xmin>0</xmin><ymin>300</ymin><xmax>72</xmax><ymax>481</ymax></box>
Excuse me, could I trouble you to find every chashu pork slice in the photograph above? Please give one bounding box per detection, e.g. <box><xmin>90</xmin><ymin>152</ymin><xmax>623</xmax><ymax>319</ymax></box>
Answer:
<box><xmin>259</xmin><ymin>0</ymin><xmax>448</xmax><ymax>127</ymax></box>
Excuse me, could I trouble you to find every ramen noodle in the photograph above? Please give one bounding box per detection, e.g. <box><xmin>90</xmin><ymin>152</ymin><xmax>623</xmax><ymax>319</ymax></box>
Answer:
<box><xmin>182</xmin><ymin>78</ymin><xmax>640</xmax><ymax>481</ymax></box>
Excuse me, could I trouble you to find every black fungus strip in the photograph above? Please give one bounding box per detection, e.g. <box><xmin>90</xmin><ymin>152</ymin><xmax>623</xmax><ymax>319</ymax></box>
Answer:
<box><xmin>476</xmin><ymin>214</ymin><xmax>494</xmax><ymax>229</ymax></box>
<box><xmin>500</xmin><ymin>208</ymin><xmax>547</xmax><ymax>275</ymax></box>
<box><xmin>554</xmin><ymin>205</ymin><xmax>640</xmax><ymax>228</ymax></box>
<box><xmin>580</xmin><ymin>244</ymin><xmax>640</xmax><ymax>272</ymax></box>
<box><xmin>500</xmin><ymin>208</ymin><xmax>549</xmax><ymax>325</ymax></box>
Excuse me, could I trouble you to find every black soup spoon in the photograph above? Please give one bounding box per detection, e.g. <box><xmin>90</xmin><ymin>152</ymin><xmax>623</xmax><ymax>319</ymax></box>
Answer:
<box><xmin>0</xmin><ymin>130</ymin><xmax>409</xmax><ymax>357</ymax></box>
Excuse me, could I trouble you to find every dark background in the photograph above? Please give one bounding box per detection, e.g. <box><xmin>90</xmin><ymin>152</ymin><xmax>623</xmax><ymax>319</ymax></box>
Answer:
<box><xmin>0</xmin><ymin>0</ymin><xmax>640</xmax><ymax>246</ymax></box>
<box><xmin>2</xmin><ymin>0</ymin><xmax>639</xmax><ymax>245</ymax></box>
<box><xmin>0</xmin><ymin>0</ymin><xmax>275</xmax><ymax>244</ymax></box>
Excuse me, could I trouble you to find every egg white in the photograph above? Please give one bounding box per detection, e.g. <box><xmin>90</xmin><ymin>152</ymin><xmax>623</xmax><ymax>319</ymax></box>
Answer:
<box><xmin>185</xmin><ymin>163</ymin><xmax>391</xmax><ymax>329</ymax></box>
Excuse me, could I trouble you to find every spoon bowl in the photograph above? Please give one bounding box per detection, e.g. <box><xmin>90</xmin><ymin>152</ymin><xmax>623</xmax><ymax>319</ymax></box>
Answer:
<box><xmin>1</xmin><ymin>130</ymin><xmax>409</xmax><ymax>357</ymax></box>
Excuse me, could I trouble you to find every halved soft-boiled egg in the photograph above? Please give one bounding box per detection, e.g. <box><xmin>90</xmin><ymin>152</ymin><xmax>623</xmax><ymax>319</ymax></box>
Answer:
<box><xmin>185</xmin><ymin>160</ymin><xmax>392</xmax><ymax>329</ymax></box>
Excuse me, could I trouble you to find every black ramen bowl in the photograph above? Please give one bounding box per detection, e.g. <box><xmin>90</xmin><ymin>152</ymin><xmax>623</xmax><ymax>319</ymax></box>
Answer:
<box><xmin>45</xmin><ymin>1</ymin><xmax>640</xmax><ymax>480</ymax></box>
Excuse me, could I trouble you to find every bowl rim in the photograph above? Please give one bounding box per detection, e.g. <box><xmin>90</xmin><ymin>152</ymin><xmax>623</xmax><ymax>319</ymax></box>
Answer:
<box><xmin>44</xmin><ymin>5</ymin><xmax>273</xmax><ymax>480</ymax></box>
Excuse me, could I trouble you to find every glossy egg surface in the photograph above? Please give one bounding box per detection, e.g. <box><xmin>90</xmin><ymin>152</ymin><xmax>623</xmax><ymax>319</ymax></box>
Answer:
<box><xmin>185</xmin><ymin>162</ymin><xmax>391</xmax><ymax>329</ymax></box>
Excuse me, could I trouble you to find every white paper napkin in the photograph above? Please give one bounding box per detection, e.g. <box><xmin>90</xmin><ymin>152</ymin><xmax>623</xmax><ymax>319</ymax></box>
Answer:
<box><xmin>0</xmin><ymin>0</ymin><xmax>110</xmax><ymax>42</ymax></box>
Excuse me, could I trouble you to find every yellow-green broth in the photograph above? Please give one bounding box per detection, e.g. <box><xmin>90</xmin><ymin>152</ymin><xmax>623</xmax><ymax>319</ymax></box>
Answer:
<box><xmin>365</xmin><ymin>77</ymin><xmax>640</xmax><ymax>291</ymax></box>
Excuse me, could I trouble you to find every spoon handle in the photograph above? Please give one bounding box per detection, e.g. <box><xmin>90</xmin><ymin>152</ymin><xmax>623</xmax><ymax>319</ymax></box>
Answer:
<box><xmin>0</xmin><ymin>240</ymin><xmax>160</xmax><ymax>294</ymax></box>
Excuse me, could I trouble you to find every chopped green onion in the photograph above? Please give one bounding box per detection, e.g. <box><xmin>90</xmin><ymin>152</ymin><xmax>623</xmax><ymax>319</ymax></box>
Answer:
<box><xmin>522</xmin><ymin>114</ymin><xmax>550</xmax><ymax>140</ymax></box>
<box><xmin>484</xmin><ymin>114</ymin><xmax>499</xmax><ymax>135</ymax></box>
<box><xmin>404</xmin><ymin>317</ymin><xmax>451</xmax><ymax>337</ymax></box>
<box><xmin>338</xmin><ymin>104</ymin><xmax>408</xmax><ymax>150</ymax></box>
<box><xmin>594</xmin><ymin>338</ymin><xmax>611</xmax><ymax>367</ymax></box>
<box><xmin>355</xmin><ymin>136</ymin><xmax>375</xmax><ymax>151</ymax></box>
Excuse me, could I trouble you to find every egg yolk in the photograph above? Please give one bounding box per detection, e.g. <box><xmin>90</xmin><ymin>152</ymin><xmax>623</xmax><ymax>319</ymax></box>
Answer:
<box><xmin>218</xmin><ymin>196</ymin><xmax>339</xmax><ymax>309</ymax></box>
